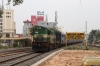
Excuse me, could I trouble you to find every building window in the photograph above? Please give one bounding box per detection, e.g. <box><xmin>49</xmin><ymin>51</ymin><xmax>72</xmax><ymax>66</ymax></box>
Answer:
<box><xmin>0</xmin><ymin>26</ymin><xmax>2</xmax><ymax>29</ymax></box>
<box><xmin>6</xmin><ymin>12</ymin><xmax>9</xmax><ymax>14</ymax></box>
<box><xmin>0</xmin><ymin>23</ymin><xmax>2</xmax><ymax>25</ymax></box>
<box><xmin>6</xmin><ymin>16</ymin><xmax>11</xmax><ymax>18</ymax></box>
<box><xmin>27</xmin><ymin>23</ymin><xmax>29</xmax><ymax>25</ymax></box>
<box><xmin>0</xmin><ymin>30</ymin><xmax>2</xmax><ymax>32</ymax></box>
<box><xmin>6</xmin><ymin>33</ymin><xmax>10</xmax><ymax>38</ymax></box>
<box><xmin>0</xmin><ymin>19</ymin><xmax>2</xmax><ymax>22</ymax></box>
<box><xmin>6</xmin><ymin>12</ymin><xmax>10</xmax><ymax>14</ymax></box>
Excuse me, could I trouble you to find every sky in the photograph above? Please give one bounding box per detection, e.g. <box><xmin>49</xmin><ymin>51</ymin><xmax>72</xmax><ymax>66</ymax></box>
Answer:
<box><xmin>1</xmin><ymin>0</ymin><xmax>100</xmax><ymax>34</ymax></box>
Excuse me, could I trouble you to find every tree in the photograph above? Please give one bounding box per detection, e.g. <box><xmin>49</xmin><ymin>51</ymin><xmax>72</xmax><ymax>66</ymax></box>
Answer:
<box><xmin>88</xmin><ymin>29</ymin><xmax>100</xmax><ymax>43</ymax></box>
<box><xmin>7</xmin><ymin>0</ymin><xmax>23</xmax><ymax>6</ymax></box>
<box><xmin>0</xmin><ymin>0</ymin><xmax>23</xmax><ymax>16</ymax></box>
<box><xmin>0</xmin><ymin>9</ymin><xmax>3</xmax><ymax>17</ymax></box>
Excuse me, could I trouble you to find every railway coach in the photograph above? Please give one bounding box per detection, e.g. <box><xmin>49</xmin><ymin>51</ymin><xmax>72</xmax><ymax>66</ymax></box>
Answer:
<box><xmin>61</xmin><ymin>33</ymin><xmax>66</xmax><ymax>47</ymax></box>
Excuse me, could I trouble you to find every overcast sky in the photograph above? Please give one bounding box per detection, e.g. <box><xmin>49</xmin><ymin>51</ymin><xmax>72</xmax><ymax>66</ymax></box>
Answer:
<box><xmin>1</xmin><ymin>0</ymin><xmax>100</xmax><ymax>34</ymax></box>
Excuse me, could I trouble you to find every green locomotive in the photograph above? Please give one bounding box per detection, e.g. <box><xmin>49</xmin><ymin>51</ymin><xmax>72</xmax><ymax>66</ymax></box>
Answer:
<box><xmin>30</xmin><ymin>26</ymin><xmax>57</xmax><ymax>51</ymax></box>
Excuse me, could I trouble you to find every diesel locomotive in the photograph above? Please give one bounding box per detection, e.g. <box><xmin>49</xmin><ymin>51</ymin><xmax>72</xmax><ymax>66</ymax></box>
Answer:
<box><xmin>31</xmin><ymin>26</ymin><xmax>66</xmax><ymax>51</ymax></box>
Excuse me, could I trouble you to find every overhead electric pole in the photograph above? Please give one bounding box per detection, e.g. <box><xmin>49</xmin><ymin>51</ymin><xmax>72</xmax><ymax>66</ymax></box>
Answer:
<box><xmin>55</xmin><ymin>11</ymin><xmax>58</xmax><ymax>23</ymax></box>
<box><xmin>45</xmin><ymin>14</ymin><xmax>48</xmax><ymax>22</ymax></box>
<box><xmin>86</xmin><ymin>21</ymin><xmax>87</xmax><ymax>49</ymax></box>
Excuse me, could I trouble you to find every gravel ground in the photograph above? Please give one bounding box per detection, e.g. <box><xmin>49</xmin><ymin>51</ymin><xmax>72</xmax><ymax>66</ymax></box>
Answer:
<box><xmin>39</xmin><ymin>50</ymin><xmax>100</xmax><ymax>66</ymax></box>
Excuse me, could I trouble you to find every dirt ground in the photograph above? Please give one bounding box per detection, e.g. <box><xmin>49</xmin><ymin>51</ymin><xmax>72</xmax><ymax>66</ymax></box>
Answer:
<box><xmin>39</xmin><ymin>50</ymin><xmax>100</xmax><ymax>66</ymax></box>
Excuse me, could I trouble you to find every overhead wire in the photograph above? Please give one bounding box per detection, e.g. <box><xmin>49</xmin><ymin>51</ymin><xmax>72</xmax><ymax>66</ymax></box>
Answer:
<box><xmin>74</xmin><ymin>27</ymin><xmax>85</xmax><ymax>32</ymax></box>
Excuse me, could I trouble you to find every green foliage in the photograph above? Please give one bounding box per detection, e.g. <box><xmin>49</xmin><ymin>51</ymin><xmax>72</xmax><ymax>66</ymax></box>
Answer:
<box><xmin>13</xmin><ymin>40</ymin><xmax>21</xmax><ymax>48</ymax></box>
<box><xmin>65</xmin><ymin>44</ymin><xmax>85</xmax><ymax>50</ymax></box>
<box><xmin>7</xmin><ymin>0</ymin><xmax>23</xmax><ymax>6</ymax></box>
<box><xmin>13</xmin><ymin>39</ymin><xmax>32</xmax><ymax>47</ymax></box>
<box><xmin>67</xmin><ymin>46</ymin><xmax>73</xmax><ymax>50</ymax></box>
<box><xmin>95</xmin><ymin>51</ymin><xmax>100</xmax><ymax>55</ymax></box>
<box><xmin>0</xmin><ymin>0</ymin><xmax>23</xmax><ymax>19</ymax></box>
<box><xmin>0</xmin><ymin>45</ymin><xmax>8</xmax><ymax>49</ymax></box>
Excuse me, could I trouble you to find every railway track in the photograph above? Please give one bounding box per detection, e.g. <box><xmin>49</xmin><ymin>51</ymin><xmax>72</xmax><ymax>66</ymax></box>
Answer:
<box><xmin>0</xmin><ymin>47</ymin><xmax>64</xmax><ymax>66</ymax></box>
<box><xmin>0</xmin><ymin>48</ymin><xmax>32</xmax><ymax>57</ymax></box>
<box><xmin>0</xmin><ymin>52</ymin><xmax>43</xmax><ymax>66</ymax></box>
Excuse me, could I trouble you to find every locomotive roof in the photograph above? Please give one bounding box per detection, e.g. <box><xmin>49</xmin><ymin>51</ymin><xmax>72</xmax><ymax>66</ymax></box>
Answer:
<box><xmin>32</xmin><ymin>25</ymin><xmax>53</xmax><ymax>31</ymax></box>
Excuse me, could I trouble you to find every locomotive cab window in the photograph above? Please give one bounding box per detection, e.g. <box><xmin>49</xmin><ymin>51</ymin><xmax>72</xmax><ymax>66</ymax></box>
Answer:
<box><xmin>48</xmin><ymin>31</ymin><xmax>51</xmax><ymax>35</ymax></box>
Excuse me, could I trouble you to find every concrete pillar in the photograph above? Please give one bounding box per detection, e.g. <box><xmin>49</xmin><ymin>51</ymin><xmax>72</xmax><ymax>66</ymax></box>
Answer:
<box><xmin>2</xmin><ymin>33</ymin><xmax>6</xmax><ymax>38</ymax></box>
<box><xmin>10</xmin><ymin>33</ymin><xmax>12</xmax><ymax>37</ymax></box>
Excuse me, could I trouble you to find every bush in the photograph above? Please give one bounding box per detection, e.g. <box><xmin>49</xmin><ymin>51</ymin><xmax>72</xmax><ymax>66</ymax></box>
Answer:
<box><xmin>13</xmin><ymin>42</ymin><xmax>22</xmax><ymax>48</ymax></box>
<box><xmin>67</xmin><ymin>46</ymin><xmax>73</xmax><ymax>50</ymax></box>
<box><xmin>0</xmin><ymin>45</ymin><xmax>8</xmax><ymax>49</ymax></box>
<box><xmin>13</xmin><ymin>38</ymin><xmax>32</xmax><ymax>48</ymax></box>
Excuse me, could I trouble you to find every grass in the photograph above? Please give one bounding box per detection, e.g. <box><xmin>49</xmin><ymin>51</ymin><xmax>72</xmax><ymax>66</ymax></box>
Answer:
<box><xmin>95</xmin><ymin>51</ymin><xmax>100</xmax><ymax>55</ymax></box>
<box><xmin>64</xmin><ymin>44</ymin><xmax>100</xmax><ymax>50</ymax></box>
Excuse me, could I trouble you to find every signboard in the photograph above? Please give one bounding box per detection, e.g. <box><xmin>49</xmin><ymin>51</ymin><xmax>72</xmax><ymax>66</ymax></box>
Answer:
<box><xmin>37</xmin><ymin>11</ymin><xmax>44</xmax><ymax>15</ymax></box>
<box><xmin>66</xmin><ymin>32</ymin><xmax>85</xmax><ymax>40</ymax></box>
